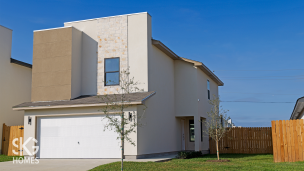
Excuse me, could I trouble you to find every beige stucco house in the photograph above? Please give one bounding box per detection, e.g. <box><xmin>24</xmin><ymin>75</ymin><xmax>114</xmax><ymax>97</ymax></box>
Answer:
<box><xmin>0</xmin><ymin>25</ymin><xmax>32</xmax><ymax>154</ymax></box>
<box><xmin>290</xmin><ymin>96</ymin><xmax>304</xmax><ymax>120</ymax></box>
<box><xmin>13</xmin><ymin>12</ymin><xmax>223</xmax><ymax>159</ymax></box>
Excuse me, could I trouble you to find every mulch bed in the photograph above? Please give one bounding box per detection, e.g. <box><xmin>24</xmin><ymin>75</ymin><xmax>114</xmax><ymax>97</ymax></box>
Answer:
<box><xmin>206</xmin><ymin>159</ymin><xmax>230</xmax><ymax>162</ymax></box>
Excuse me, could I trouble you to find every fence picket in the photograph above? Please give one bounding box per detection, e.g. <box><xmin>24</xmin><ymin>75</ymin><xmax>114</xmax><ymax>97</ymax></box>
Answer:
<box><xmin>286</xmin><ymin>120</ymin><xmax>292</xmax><ymax>162</ymax></box>
<box><xmin>209</xmin><ymin>127</ymin><xmax>273</xmax><ymax>155</ymax></box>
<box><xmin>293</xmin><ymin>120</ymin><xmax>299</xmax><ymax>161</ymax></box>
<box><xmin>301</xmin><ymin>120</ymin><xmax>304</xmax><ymax>161</ymax></box>
<box><xmin>297</xmin><ymin>120</ymin><xmax>302</xmax><ymax>161</ymax></box>
<box><xmin>282</xmin><ymin>120</ymin><xmax>288</xmax><ymax>162</ymax></box>
<box><xmin>279</xmin><ymin>120</ymin><xmax>284</xmax><ymax>161</ymax></box>
<box><xmin>271</xmin><ymin>121</ymin><xmax>278</xmax><ymax>162</ymax></box>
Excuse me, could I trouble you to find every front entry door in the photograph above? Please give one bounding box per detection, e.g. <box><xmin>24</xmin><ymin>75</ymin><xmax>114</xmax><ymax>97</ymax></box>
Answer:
<box><xmin>181</xmin><ymin>120</ymin><xmax>185</xmax><ymax>150</ymax></box>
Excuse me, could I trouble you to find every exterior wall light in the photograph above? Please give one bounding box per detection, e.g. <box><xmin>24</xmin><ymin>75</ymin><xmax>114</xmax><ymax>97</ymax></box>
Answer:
<box><xmin>28</xmin><ymin>116</ymin><xmax>32</xmax><ymax>125</ymax></box>
<box><xmin>129</xmin><ymin>112</ymin><xmax>132</xmax><ymax>122</ymax></box>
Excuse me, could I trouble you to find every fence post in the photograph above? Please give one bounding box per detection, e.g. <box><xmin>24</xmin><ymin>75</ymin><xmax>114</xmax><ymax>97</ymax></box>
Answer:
<box><xmin>286</xmin><ymin>120</ymin><xmax>292</xmax><ymax>162</ymax></box>
<box><xmin>301</xmin><ymin>120</ymin><xmax>304</xmax><ymax>161</ymax></box>
<box><xmin>271</xmin><ymin>121</ymin><xmax>277</xmax><ymax>162</ymax></box>
<box><xmin>1</xmin><ymin>124</ymin><xmax>5</xmax><ymax>155</ymax></box>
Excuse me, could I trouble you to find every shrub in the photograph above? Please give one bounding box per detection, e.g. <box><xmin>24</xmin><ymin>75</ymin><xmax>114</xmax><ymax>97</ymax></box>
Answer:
<box><xmin>176</xmin><ymin>151</ymin><xmax>203</xmax><ymax>159</ymax></box>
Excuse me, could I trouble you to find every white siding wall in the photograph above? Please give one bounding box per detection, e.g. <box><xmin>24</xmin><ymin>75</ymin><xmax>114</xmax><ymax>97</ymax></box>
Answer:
<box><xmin>71</xmin><ymin>28</ymin><xmax>82</xmax><ymax>99</ymax></box>
<box><xmin>0</xmin><ymin>25</ymin><xmax>32</xmax><ymax>154</ymax></box>
<box><xmin>137</xmin><ymin>44</ymin><xmax>177</xmax><ymax>155</ymax></box>
<box><xmin>128</xmin><ymin>13</ymin><xmax>149</xmax><ymax>92</ymax></box>
<box><xmin>174</xmin><ymin>60</ymin><xmax>198</xmax><ymax>117</ymax></box>
<box><xmin>196</xmin><ymin>68</ymin><xmax>219</xmax><ymax>151</ymax></box>
<box><xmin>65</xmin><ymin>20</ymin><xmax>98</xmax><ymax>96</ymax></box>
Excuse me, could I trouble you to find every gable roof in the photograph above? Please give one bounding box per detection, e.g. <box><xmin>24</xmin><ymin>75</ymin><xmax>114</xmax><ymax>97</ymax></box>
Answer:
<box><xmin>13</xmin><ymin>91</ymin><xmax>156</xmax><ymax>111</ymax></box>
<box><xmin>290</xmin><ymin>96</ymin><xmax>304</xmax><ymax>119</ymax></box>
<box><xmin>152</xmin><ymin>39</ymin><xmax>224</xmax><ymax>86</ymax></box>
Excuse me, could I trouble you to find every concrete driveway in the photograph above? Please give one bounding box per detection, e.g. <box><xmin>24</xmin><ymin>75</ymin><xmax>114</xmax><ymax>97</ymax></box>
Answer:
<box><xmin>0</xmin><ymin>155</ymin><xmax>175</xmax><ymax>171</ymax></box>
<box><xmin>0</xmin><ymin>159</ymin><xmax>119</xmax><ymax>171</ymax></box>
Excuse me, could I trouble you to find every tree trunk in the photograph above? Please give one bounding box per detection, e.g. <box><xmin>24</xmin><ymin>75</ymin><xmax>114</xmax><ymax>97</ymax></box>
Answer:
<box><xmin>216</xmin><ymin>129</ymin><xmax>219</xmax><ymax>160</ymax></box>
<box><xmin>216</xmin><ymin>140</ymin><xmax>219</xmax><ymax>160</ymax></box>
<box><xmin>121</xmin><ymin>112</ymin><xmax>124</xmax><ymax>171</ymax></box>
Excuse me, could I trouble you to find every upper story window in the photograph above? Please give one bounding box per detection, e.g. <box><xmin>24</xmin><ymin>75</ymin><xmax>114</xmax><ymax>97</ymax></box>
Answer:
<box><xmin>207</xmin><ymin>80</ymin><xmax>210</xmax><ymax>100</ymax></box>
<box><xmin>105</xmin><ymin>58</ymin><xmax>120</xmax><ymax>86</ymax></box>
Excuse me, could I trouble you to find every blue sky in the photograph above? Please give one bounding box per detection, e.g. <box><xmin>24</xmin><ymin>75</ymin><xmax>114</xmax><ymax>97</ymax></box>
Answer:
<box><xmin>1</xmin><ymin>0</ymin><xmax>303</xmax><ymax>127</ymax></box>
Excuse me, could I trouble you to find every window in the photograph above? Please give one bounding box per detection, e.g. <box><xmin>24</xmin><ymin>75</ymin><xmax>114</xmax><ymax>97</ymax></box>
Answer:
<box><xmin>105</xmin><ymin>58</ymin><xmax>120</xmax><ymax>86</ymax></box>
<box><xmin>189</xmin><ymin>120</ymin><xmax>195</xmax><ymax>142</ymax></box>
<box><xmin>207</xmin><ymin>80</ymin><xmax>210</xmax><ymax>100</ymax></box>
<box><xmin>220</xmin><ymin>115</ymin><xmax>225</xmax><ymax>128</ymax></box>
<box><xmin>201</xmin><ymin>119</ymin><xmax>203</xmax><ymax>142</ymax></box>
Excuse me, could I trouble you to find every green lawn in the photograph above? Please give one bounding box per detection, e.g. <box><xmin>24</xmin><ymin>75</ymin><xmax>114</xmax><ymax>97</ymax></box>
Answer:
<box><xmin>90</xmin><ymin>154</ymin><xmax>304</xmax><ymax>171</ymax></box>
<box><xmin>0</xmin><ymin>154</ymin><xmax>23</xmax><ymax>162</ymax></box>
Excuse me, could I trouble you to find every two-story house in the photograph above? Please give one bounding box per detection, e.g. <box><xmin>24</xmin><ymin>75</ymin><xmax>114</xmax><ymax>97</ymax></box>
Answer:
<box><xmin>0</xmin><ymin>25</ymin><xmax>32</xmax><ymax>154</ymax></box>
<box><xmin>13</xmin><ymin>12</ymin><xmax>223</xmax><ymax>159</ymax></box>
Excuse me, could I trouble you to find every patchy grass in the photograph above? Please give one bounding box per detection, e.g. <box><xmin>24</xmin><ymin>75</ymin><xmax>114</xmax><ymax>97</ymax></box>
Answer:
<box><xmin>0</xmin><ymin>154</ymin><xmax>23</xmax><ymax>162</ymax></box>
<box><xmin>90</xmin><ymin>154</ymin><xmax>304</xmax><ymax>171</ymax></box>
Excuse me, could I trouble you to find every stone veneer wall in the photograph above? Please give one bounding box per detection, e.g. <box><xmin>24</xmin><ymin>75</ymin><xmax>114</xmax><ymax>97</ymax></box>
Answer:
<box><xmin>97</xmin><ymin>15</ymin><xmax>128</xmax><ymax>95</ymax></box>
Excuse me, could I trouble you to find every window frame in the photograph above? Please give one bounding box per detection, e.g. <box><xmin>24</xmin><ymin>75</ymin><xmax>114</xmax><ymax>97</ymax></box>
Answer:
<box><xmin>201</xmin><ymin>119</ymin><xmax>203</xmax><ymax>142</ymax></box>
<box><xmin>104</xmin><ymin>57</ymin><xmax>120</xmax><ymax>86</ymax></box>
<box><xmin>189</xmin><ymin>119</ymin><xmax>195</xmax><ymax>142</ymax></box>
<box><xmin>207</xmin><ymin>79</ymin><xmax>210</xmax><ymax>100</ymax></box>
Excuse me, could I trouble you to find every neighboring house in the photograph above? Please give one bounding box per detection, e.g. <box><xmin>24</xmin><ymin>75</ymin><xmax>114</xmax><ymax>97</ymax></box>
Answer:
<box><xmin>0</xmin><ymin>25</ymin><xmax>32</xmax><ymax>154</ymax></box>
<box><xmin>13</xmin><ymin>12</ymin><xmax>223</xmax><ymax>159</ymax></box>
<box><xmin>290</xmin><ymin>96</ymin><xmax>304</xmax><ymax>120</ymax></box>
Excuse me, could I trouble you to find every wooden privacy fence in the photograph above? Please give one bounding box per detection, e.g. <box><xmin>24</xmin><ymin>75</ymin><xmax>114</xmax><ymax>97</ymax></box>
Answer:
<box><xmin>210</xmin><ymin>127</ymin><xmax>273</xmax><ymax>154</ymax></box>
<box><xmin>1</xmin><ymin>123</ymin><xmax>24</xmax><ymax>156</ymax></box>
<box><xmin>271</xmin><ymin>120</ymin><xmax>304</xmax><ymax>163</ymax></box>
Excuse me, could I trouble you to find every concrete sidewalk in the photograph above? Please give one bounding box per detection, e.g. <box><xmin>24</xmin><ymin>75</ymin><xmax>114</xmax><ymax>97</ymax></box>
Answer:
<box><xmin>0</xmin><ymin>155</ymin><xmax>176</xmax><ymax>171</ymax></box>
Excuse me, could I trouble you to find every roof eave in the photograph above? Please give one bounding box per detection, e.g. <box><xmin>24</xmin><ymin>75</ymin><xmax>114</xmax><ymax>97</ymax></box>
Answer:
<box><xmin>152</xmin><ymin>39</ymin><xmax>224</xmax><ymax>86</ymax></box>
<box><xmin>10</xmin><ymin>58</ymin><xmax>32</xmax><ymax>69</ymax></box>
<box><xmin>196</xmin><ymin>65</ymin><xmax>224</xmax><ymax>86</ymax></box>
<box><xmin>13</xmin><ymin>91</ymin><xmax>156</xmax><ymax>111</ymax></box>
<box><xmin>290</xmin><ymin>97</ymin><xmax>304</xmax><ymax>119</ymax></box>
<box><xmin>13</xmin><ymin>101</ymin><xmax>143</xmax><ymax>111</ymax></box>
<box><xmin>180</xmin><ymin>57</ymin><xmax>224</xmax><ymax>86</ymax></box>
<box><xmin>152</xmin><ymin>39</ymin><xmax>180</xmax><ymax>60</ymax></box>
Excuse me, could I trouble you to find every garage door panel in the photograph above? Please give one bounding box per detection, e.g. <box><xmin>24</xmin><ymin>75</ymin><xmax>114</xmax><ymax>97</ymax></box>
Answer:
<box><xmin>38</xmin><ymin>115</ymin><xmax>121</xmax><ymax>158</ymax></box>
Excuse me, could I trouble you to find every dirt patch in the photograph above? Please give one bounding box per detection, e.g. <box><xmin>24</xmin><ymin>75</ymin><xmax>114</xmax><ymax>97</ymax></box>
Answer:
<box><xmin>206</xmin><ymin>159</ymin><xmax>230</xmax><ymax>162</ymax></box>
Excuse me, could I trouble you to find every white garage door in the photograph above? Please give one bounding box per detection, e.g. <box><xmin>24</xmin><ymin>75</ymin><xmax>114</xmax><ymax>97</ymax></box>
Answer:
<box><xmin>37</xmin><ymin>115</ymin><xmax>121</xmax><ymax>158</ymax></box>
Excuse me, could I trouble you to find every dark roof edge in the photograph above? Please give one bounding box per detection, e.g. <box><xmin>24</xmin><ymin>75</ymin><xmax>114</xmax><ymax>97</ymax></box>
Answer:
<box><xmin>290</xmin><ymin>96</ymin><xmax>304</xmax><ymax>119</ymax></box>
<box><xmin>0</xmin><ymin>25</ymin><xmax>13</xmax><ymax>31</ymax></box>
<box><xmin>11</xmin><ymin>58</ymin><xmax>32</xmax><ymax>69</ymax></box>
<box><xmin>142</xmin><ymin>91</ymin><xmax>156</xmax><ymax>103</ymax></box>
<box><xmin>152</xmin><ymin>39</ymin><xmax>180</xmax><ymax>60</ymax></box>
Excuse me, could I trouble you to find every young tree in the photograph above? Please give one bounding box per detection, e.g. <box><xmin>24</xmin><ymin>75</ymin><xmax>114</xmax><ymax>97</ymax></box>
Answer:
<box><xmin>99</xmin><ymin>69</ymin><xmax>147</xmax><ymax>171</ymax></box>
<box><xmin>204</xmin><ymin>95</ymin><xmax>230</xmax><ymax>160</ymax></box>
